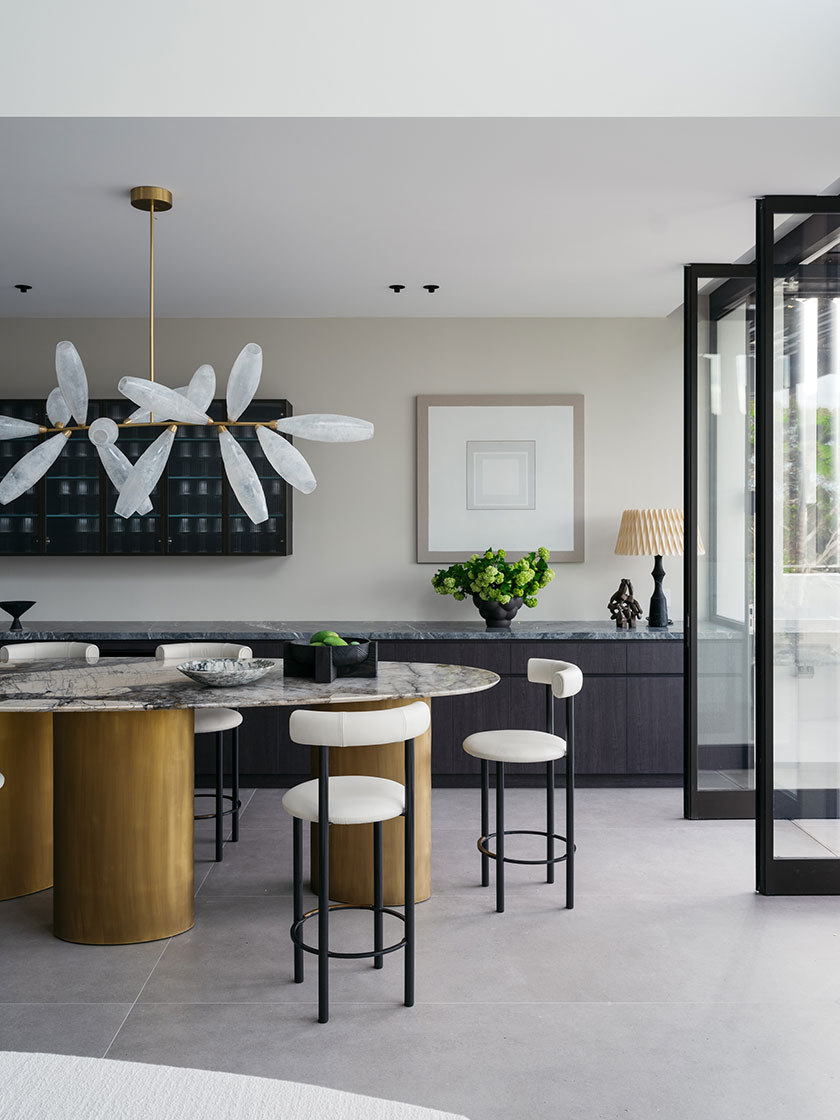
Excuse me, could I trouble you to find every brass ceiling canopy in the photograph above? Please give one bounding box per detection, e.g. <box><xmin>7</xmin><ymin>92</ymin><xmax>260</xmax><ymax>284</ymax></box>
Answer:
<box><xmin>129</xmin><ymin>186</ymin><xmax>173</xmax><ymax>212</ymax></box>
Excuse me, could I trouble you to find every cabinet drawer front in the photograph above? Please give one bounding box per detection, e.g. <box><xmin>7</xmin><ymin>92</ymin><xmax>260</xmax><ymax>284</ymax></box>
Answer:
<box><xmin>627</xmin><ymin>642</ymin><xmax>684</xmax><ymax>675</ymax></box>
<box><xmin>510</xmin><ymin>641</ymin><xmax>626</xmax><ymax>676</ymax></box>
<box><xmin>378</xmin><ymin>641</ymin><xmax>510</xmax><ymax>674</ymax></box>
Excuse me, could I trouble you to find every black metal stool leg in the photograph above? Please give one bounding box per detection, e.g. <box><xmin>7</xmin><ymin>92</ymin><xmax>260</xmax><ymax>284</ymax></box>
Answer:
<box><xmin>231</xmin><ymin>723</ymin><xmax>240</xmax><ymax>843</ymax></box>
<box><xmin>373</xmin><ymin>821</ymin><xmax>383</xmax><ymax>970</ymax></box>
<box><xmin>546</xmin><ymin>760</ymin><xmax>555</xmax><ymax>884</ymax></box>
<box><xmin>480</xmin><ymin>759</ymin><xmax>489</xmax><ymax>887</ymax></box>
<box><xmin>318</xmin><ymin>745</ymin><xmax>330</xmax><ymax>1024</ymax></box>
<box><xmin>566</xmin><ymin>698</ymin><xmax>575</xmax><ymax>910</ymax></box>
<box><xmin>404</xmin><ymin>737</ymin><xmax>415</xmax><ymax>1007</ymax></box>
<box><xmin>214</xmin><ymin>730</ymin><xmax>224</xmax><ymax>862</ymax></box>
<box><xmin>293</xmin><ymin>816</ymin><xmax>304</xmax><ymax>982</ymax></box>
<box><xmin>495</xmin><ymin>761</ymin><xmax>505</xmax><ymax>913</ymax></box>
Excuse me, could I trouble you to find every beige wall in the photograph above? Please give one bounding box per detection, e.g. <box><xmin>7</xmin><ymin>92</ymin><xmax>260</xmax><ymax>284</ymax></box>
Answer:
<box><xmin>0</xmin><ymin>316</ymin><xmax>682</xmax><ymax>623</ymax></box>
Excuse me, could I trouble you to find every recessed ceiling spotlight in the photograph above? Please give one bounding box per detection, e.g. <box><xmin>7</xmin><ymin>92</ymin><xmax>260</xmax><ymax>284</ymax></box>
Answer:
<box><xmin>14</xmin><ymin>284</ymin><xmax>32</xmax><ymax>293</ymax></box>
<box><xmin>423</xmin><ymin>285</ymin><xmax>439</xmax><ymax>294</ymax></box>
<box><xmin>389</xmin><ymin>284</ymin><xmax>405</xmax><ymax>293</ymax></box>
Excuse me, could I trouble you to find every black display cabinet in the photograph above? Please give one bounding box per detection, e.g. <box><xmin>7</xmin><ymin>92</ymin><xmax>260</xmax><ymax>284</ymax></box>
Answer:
<box><xmin>0</xmin><ymin>398</ymin><xmax>292</xmax><ymax>556</ymax></box>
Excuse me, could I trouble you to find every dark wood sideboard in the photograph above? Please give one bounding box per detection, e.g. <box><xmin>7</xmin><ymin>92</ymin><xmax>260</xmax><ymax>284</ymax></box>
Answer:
<box><xmin>86</xmin><ymin>634</ymin><xmax>683</xmax><ymax>788</ymax></box>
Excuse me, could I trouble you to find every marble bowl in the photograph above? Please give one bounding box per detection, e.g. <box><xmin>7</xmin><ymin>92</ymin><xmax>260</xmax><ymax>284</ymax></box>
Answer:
<box><xmin>176</xmin><ymin>658</ymin><xmax>275</xmax><ymax>688</ymax></box>
<box><xmin>290</xmin><ymin>637</ymin><xmax>370</xmax><ymax>668</ymax></box>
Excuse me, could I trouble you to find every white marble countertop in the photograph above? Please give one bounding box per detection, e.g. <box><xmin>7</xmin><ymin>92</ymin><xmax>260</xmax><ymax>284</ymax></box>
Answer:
<box><xmin>0</xmin><ymin>657</ymin><xmax>500</xmax><ymax>714</ymax></box>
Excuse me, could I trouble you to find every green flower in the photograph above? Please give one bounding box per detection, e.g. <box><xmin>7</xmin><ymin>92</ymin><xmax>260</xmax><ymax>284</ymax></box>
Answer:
<box><xmin>430</xmin><ymin>547</ymin><xmax>554</xmax><ymax>611</ymax></box>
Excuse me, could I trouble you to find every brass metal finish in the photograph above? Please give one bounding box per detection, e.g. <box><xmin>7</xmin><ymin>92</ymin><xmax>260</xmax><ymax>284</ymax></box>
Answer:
<box><xmin>310</xmin><ymin>697</ymin><xmax>432</xmax><ymax>906</ymax></box>
<box><xmin>129</xmin><ymin>186</ymin><xmax>173</xmax><ymax>212</ymax></box>
<box><xmin>130</xmin><ymin>185</ymin><xmax>172</xmax><ymax>400</ymax></box>
<box><xmin>52</xmin><ymin>708</ymin><xmax>194</xmax><ymax>945</ymax></box>
<box><xmin>0</xmin><ymin>713</ymin><xmax>53</xmax><ymax>900</ymax></box>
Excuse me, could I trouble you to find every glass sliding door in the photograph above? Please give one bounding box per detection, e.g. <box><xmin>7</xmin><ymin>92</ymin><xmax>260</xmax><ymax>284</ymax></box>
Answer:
<box><xmin>756</xmin><ymin>198</ymin><xmax>840</xmax><ymax>893</ymax></box>
<box><xmin>685</xmin><ymin>265</ymin><xmax>756</xmax><ymax>819</ymax></box>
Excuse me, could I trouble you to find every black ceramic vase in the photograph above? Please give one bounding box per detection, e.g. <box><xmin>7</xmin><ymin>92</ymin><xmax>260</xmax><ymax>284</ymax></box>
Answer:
<box><xmin>472</xmin><ymin>594</ymin><xmax>524</xmax><ymax>629</ymax></box>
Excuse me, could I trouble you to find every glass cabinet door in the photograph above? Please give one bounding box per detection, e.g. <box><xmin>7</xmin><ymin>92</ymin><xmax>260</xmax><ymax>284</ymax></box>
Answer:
<box><xmin>756</xmin><ymin>198</ymin><xmax>840</xmax><ymax>893</ymax></box>
<box><xmin>685</xmin><ymin>265</ymin><xmax>756</xmax><ymax>819</ymax></box>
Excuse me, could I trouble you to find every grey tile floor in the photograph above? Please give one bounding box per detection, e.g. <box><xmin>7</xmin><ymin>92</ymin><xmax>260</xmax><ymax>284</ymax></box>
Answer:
<box><xmin>3</xmin><ymin>788</ymin><xmax>840</xmax><ymax>1120</ymax></box>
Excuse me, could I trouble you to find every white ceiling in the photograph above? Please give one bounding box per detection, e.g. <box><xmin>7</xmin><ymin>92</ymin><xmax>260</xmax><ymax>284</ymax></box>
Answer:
<box><xmin>4</xmin><ymin>1</ymin><xmax>840</xmax><ymax>118</ymax></box>
<box><xmin>2</xmin><ymin>117</ymin><xmax>840</xmax><ymax>319</ymax></box>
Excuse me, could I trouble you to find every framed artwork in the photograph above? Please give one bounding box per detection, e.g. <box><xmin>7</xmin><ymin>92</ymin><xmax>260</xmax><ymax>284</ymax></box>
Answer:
<box><xmin>416</xmin><ymin>394</ymin><xmax>584</xmax><ymax>563</ymax></box>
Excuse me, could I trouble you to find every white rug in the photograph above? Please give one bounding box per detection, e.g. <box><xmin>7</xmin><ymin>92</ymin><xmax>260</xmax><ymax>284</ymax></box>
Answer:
<box><xmin>0</xmin><ymin>1052</ymin><xmax>469</xmax><ymax>1120</ymax></box>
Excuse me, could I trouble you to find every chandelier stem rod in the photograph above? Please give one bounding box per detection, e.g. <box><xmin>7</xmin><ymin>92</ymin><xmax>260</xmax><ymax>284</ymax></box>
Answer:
<box><xmin>149</xmin><ymin>199</ymin><xmax>155</xmax><ymax>383</ymax></box>
<box><xmin>149</xmin><ymin>199</ymin><xmax>155</xmax><ymax>422</ymax></box>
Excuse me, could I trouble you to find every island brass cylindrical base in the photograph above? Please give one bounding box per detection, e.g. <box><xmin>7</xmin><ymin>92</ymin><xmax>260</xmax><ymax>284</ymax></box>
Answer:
<box><xmin>53</xmin><ymin>708</ymin><xmax>195</xmax><ymax>944</ymax></box>
<box><xmin>310</xmin><ymin>697</ymin><xmax>432</xmax><ymax>906</ymax></box>
<box><xmin>0</xmin><ymin>713</ymin><xmax>53</xmax><ymax>900</ymax></box>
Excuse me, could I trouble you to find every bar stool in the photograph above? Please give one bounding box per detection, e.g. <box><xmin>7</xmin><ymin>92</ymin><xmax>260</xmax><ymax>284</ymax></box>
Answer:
<box><xmin>155</xmin><ymin>642</ymin><xmax>251</xmax><ymax>862</ymax></box>
<box><xmin>0</xmin><ymin>641</ymin><xmax>100</xmax><ymax>901</ymax></box>
<box><xmin>0</xmin><ymin>641</ymin><xmax>99</xmax><ymax>665</ymax></box>
<box><xmin>463</xmin><ymin>658</ymin><xmax>582</xmax><ymax>912</ymax></box>
<box><xmin>282</xmin><ymin>700</ymin><xmax>431</xmax><ymax>1024</ymax></box>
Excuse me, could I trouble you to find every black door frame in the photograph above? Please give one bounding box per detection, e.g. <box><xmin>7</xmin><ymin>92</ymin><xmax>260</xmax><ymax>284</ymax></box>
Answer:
<box><xmin>755</xmin><ymin>196</ymin><xmax>840</xmax><ymax>894</ymax></box>
<box><xmin>683</xmin><ymin>263</ymin><xmax>756</xmax><ymax>821</ymax></box>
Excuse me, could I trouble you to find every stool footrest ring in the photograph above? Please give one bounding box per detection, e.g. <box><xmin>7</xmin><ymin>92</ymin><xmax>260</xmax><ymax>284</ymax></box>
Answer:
<box><xmin>291</xmin><ymin>903</ymin><xmax>407</xmax><ymax>960</ymax></box>
<box><xmin>194</xmin><ymin>792</ymin><xmax>241</xmax><ymax>822</ymax></box>
<box><xmin>478</xmin><ymin>829</ymin><xmax>576</xmax><ymax>866</ymax></box>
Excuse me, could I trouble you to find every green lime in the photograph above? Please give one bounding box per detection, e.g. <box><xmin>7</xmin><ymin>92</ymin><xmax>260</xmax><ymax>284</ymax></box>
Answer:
<box><xmin>310</xmin><ymin>630</ymin><xmax>339</xmax><ymax>644</ymax></box>
<box><xmin>309</xmin><ymin>641</ymin><xmax>326</xmax><ymax>646</ymax></box>
<box><xmin>323</xmin><ymin>636</ymin><xmax>348</xmax><ymax>647</ymax></box>
<box><xmin>350</xmin><ymin>641</ymin><xmax>360</xmax><ymax>645</ymax></box>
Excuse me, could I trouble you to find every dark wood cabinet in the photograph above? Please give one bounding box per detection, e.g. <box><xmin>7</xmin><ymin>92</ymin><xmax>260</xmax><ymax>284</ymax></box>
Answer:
<box><xmin>0</xmin><ymin>398</ymin><xmax>292</xmax><ymax>556</ymax></box>
<box><xmin>94</xmin><ymin>634</ymin><xmax>683</xmax><ymax>786</ymax></box>
<box><xmin>380</xmin><ymin>637</ymin><xmax>681</xmax><ymax>784</ymax></box>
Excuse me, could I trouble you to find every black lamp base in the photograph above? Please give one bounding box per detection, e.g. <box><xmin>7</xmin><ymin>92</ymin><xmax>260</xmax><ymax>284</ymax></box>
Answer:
<box><xmin>646</xmin><ymin>556</ymin><xmax>672</xmax><ymax>628</ymax></box>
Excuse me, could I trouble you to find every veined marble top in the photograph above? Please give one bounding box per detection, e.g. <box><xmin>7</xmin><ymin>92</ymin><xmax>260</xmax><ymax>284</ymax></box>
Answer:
<box><xmin>0</xmin><ymin>619</ymin><xmax>684</xmax><ymax>641</ymax></box>
<box><xmin>0</xmin><ymin>658</ymin><xmax>500</xmax><ymax>714</ymax></box>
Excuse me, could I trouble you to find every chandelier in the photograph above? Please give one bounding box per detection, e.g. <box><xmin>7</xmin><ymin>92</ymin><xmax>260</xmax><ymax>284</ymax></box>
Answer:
<box><xmin>0</xmin><ymin>186</ymin><xmax>373</xmax><ymax>524</ymax></box>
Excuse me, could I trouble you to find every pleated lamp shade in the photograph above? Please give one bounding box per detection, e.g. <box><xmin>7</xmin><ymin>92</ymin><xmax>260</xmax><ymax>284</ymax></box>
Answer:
<box><xmin>614</xmin><ymin>508</ymin><xmax>705</xmax><ymax>557</ymax></box>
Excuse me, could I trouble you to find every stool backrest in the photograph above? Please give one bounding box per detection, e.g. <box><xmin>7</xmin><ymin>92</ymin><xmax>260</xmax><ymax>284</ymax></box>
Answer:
<box><xmin>156</xmin><ymin>642</ymin><xmax>253</xmax><ymax>661</ymax></box>
<box><xmin>0</xmin><ymin>641</ymin><xmax>99</xmax><ymax>664</ymax></box>
<box><xmin>526</xmin><ymin>657</ymin><xmax>583</xmax><ymax>699</ymax></box>
<box><xmin>289</xmin><ymin>701</ymin><xmax>430</xmax><ymax>748</ymax></box>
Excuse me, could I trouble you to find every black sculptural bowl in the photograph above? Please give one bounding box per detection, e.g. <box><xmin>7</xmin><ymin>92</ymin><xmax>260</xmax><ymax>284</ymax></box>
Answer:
<box><xmin>0</xmin><ymin>600</ymin><xmax>36</xmax><ymax>631</ymax></box>
<box><xmin>291</xmin><ymin>637</ymin><xmax>370</xmax><ymax>668</ymax></box>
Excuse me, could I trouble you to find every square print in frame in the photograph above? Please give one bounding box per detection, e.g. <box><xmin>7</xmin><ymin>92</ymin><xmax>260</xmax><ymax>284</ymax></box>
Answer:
<box><xmin>416</xmin><ymin>394</ymin><xmax>584</xmax><ymax>563</ymax></box>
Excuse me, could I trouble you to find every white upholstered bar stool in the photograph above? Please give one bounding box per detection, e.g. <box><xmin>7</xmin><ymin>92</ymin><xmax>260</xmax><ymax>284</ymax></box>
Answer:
<box><xmin>463</xmin><ymin>658</ymin><xmax>583</xmax><ymax>913</ymax></box>
<box><xmin>0</xmin><ymin>641</ymin><xmax>99</xmax><ymax>665</ymax></box>
<box><xmin>0</xmin><ymin>642</ymin><xmax>99</xmax><ymax>900</ymax></box>
<box><xmin>156</xmin><ymin>642</ymin><xmax>252</xmax><ymax>862</ymax></box>
<box><xmin>282</xmin><ymin>701</ymin><xmax>431</xmax><ymax>1024</ymax></box>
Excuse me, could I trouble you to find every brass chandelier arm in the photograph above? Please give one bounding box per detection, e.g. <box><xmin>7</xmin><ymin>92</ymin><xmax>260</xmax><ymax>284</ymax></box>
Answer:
<box><xmin>38</xmin><ymin>419</ymin><xmax>279</xmax><ymax>436</ymax></box>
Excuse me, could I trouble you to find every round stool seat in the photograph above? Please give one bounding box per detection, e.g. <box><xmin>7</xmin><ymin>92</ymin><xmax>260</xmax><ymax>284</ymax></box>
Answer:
<box><xmin>194</xmin><ymin>707</ymin><xmax>243</xmax><ymax>735</ymax></box>
<box><xmin>463</xmin><ymin>729</ymin><xmax>567</xmax><ymax>764</ymax></box>
<box><xmin>282</xmin><ymin>775</ymin><xmax>405</xmax><ymax>825</ymax></box>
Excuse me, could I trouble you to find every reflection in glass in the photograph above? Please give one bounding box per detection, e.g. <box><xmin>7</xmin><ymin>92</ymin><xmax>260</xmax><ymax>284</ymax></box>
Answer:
<box><xmin>696</xmin><ymin>278</ymin><xmax>755</xmax><ymax>802</ymax></box>
<box><xmin>771</xmin><ymin>242</ymin><xmax>840</xmax><ymax>859</ymax></box>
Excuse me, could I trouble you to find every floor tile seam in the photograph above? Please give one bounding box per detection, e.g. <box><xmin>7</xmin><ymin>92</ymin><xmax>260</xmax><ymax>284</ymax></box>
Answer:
<box><xmin>0</xmin><ymin>1002</ymin><xmax>135</xmax><ymax>1008</ymax></box>
<box><xmin>111</xmin><ymin>997</ymin><xmax>840</xmax><ymax>1009</ymax></box>
<box><xmin>100</xmin><ymin>938</ymin><xmax>172</xmax><ymax>1059</ymax></box>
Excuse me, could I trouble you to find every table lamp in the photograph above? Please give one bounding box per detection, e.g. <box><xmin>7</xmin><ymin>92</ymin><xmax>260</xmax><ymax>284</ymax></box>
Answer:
<box><xmin>614</xmin><ymin>508</ymin><xmax>703</xmax><ymax>628</ymax></box>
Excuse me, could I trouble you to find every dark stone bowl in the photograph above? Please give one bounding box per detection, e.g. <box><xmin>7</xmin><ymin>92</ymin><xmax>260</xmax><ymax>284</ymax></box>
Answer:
<box><xmin>290</xmin><ymin>637</ymin><xmax>370</xmax><ymax>667</ymax></box>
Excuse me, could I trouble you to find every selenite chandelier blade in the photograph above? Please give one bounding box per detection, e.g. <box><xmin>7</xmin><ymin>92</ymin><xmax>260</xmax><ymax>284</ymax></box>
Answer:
<box><xmin>0</xmin><ymin>184</ymin><xmax>374</xmax><ymax>524</ymax></box>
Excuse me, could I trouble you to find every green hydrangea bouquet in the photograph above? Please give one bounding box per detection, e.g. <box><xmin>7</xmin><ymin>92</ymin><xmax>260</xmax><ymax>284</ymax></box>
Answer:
<box><xmin>431</xmin><ymin>547</ymin><xmax>554</xmax><ymax>609</ymax></box>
